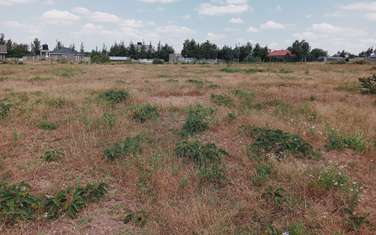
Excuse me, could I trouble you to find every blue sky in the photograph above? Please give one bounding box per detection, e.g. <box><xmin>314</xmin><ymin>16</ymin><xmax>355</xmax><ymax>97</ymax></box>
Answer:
<box><xmin>0</xmin><ymin>0</ymin><xmax>375</xmax><ymax>54</ymax></box>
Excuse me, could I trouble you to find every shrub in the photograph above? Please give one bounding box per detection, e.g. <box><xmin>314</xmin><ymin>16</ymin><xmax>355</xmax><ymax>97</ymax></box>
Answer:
<box><xmin>181</xmin><ymin>105</ymin><xmax>214</xmax><ymax>136</ymax></box>
<box><xmin>132</xmin><ymin>104</ymin><xmax>159</xmax><ymax>123</ymax></box>
<box><xmin>221</xmin><ymin>67</ymin><xmax>241</xmax><ymax>73</ymax></box>
<box><xmin>242</xmin><ymin>126</ymin><xmax>316</xmax><ymax>159</ymax></box>
<box><xmin>232</xmin><ymin>89</ymin><xmax>255</xmax><ymax>109</ymax></box>
<box><xmin>359</xmin><ymin>74</ymin><xmax>376</xmax><ymax>94</ymax></box>
<box><xmin>43</xmin><ymin>183</ymin><xmax>107</xmax><ymax>219</ymax></box>
<box><xmin>104</xmin><ymin>135</ymin><xmax>143</xmax><ymax>160</ymax></box>
<box><xmin>316</xmin><ymin>167</ymin><xmax>349</xmax><ymax>190</ymax></box>
<box><xmin>0</xmin><ymin>100</ymin><xmax>11</xmax><ymax>119</ymax></box>
<box><xmin>175</xmin><ymin>140</ymin><xmax>228</xmax><ymax>184</ymax></box>
<box><xmin>186</xmin><ymin>79</ymin><xmax>204</xmax><ymax>88</ymax></box>
<box><xmin>0</xmin><ymin>182</ymin><xmax>40</xmax><ymax>224</ymax></box>
<box><xmin>98</xmin><ymin>89</ymin><xmax>129</xmax><ymax>105</ymax></box>
<box><xmin>262</xmin><ymin>186</ymin><xmax>286</xmax><ymax>208</ymax></box>
<box><xmin>210</xmin><ymin>94</ymin><xmax>233</xmax><ymax>107</ymax></box>
<box><xmin>152</xmin><ymin>59</ymin><xmax>164</xmax><ymax>64</ymax></box>
<box><xmin>251</xmin><ymin>163</ymin><xmax>273</xmax><ymax>186</ymax></box>
<box><xmin>123</xmin><ymin>210</ymin><xmax>148</xmax><ymax>227</ymax></box>
<box><xmin>38</xmin><ymin>120</ymin><xmax>58</xmax><ymax>130</ymax></box>
<box><xmin>41</xmin><ymin>149</ymin><xmax>64</xmax><ymax>162</ymax></box>
<box><xmin>102</xmin><ymin>112</ymin><xmax>116</xmax><ymax>128</ymax></box>
<box><xmin>326</xmin><ymin>128</ymin><xmax>366</xmax><ymax>153</ymax></box>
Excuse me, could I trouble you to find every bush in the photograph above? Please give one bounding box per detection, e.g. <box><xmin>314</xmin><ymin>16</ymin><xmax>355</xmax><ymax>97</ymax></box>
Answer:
<box><xmin>251</xmin><ymin>163</ymin><xmax>273</xmax><ymax>186</ymax></box>
<box><xmin>326</xmin><ymin>128</ymin><xmax>366</xmax><ymax>153</ymax></box>
<box><xmin>90</xmin><ymin>53</ymin><xmax>110</xmax><ymax>64</ymax></box>
<box><xmin>186</xmin><ymin>79</ymin><xmax>204</xmax><ymax>88</ymax></box>
<box><xmin>38</xmin><ymin>120</ymin><xmax>58</xmax><ymax>130</ymax></box>
<box><xmin>43</xmin><ymin>183</ymin><xmax>107</xmax><ymax>219</ymax></box>
<box><xmin>181</xmin><ymin>105</ymin><xmax>214</xmax><ymax>136</ymax></box>
<box><xmin>316</xmin><ymin>167</ymin><xmax>349</xmax><ymax>191</ymax></box>
<box><xmin>41</xmin><ymin>149</ymin><xmax>64</xmax><ymax>162</ymax></box>
<box><xmin>123</xmin><ymin>210</ymin><xmax>148</xmax><ymax>227</ymax></box>
<box><xmin>152</xmin><ymin>59</ymin><xmax>164</xmax><ymax>64</ymax></box>
<box><xmin>242</xmin><ymin>126</ymin><xmax>316</xmax><ymax>159</ymax></box>
<box><xmin>0</xmin><ymin>182</ymin><xmax>40</xmax><ymax>224</ymax></box>
<box><xmin>176</xmin><ymin>140</ymin><xmax>227</xmax><ymax>184</ymax></box>
<box><xmin>221</xmin><ymin>67</ymin><xmax>241</xmax><ymax>73</ymax></box>
<box><xmin>104</xmin><ymin>135</ymin><xmax>143</xmax><ymax>160</ymax></box>
<box><xmin>132</xmin><ymin>104</ymin><xmax>159</xmax><ymax>123</ymax></box>
<box><xmin>98</xmin><ymin>89</ymin><xmax>129</xmax><ymax>105</ymax></box>
<box><xmin>0</xmin><ymin>100</ymin><xmax>11</xmax><ymax>119</ymax></box>
<box><xmin>359</xmin><ymin>74</ymin><xmax>376</xmax><ymax>94</ymax></box>
<box><xmin>210</xmin><ymin>94</ymin><xmax>233</xmax><ymax>107</ymax></box>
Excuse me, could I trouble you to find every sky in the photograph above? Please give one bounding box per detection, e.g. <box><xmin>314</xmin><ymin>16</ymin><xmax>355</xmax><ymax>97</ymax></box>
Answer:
<box><xmin>0</xmin><ymin>0</ymin><xmax>375</xmax><ymax>54</ymax></box>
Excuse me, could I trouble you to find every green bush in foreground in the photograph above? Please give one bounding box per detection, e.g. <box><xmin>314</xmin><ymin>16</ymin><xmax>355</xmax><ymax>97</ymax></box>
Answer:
<box><xmin>326</xmin><ymin>128</ymin><xmax>366</xmax><ymax>153</ymax></box>
<box><xmin>242</xmin><ymin>126</ymin><xmax>317</xmax><ymax>159</ymax></box>
<box><xmin>359</xmin><ymin>74</ymin><xmax>376</xmax><ymax>94</ymax></box>
<box><xmin>132</xmin><ymin>104</ymin><xmax>160</xmax><ymax>123</ymax></box>
<box><xmin>104</xmin><ymin>135</ymin><xmax>143</xmax><ymax>160</ymax></box>
<box><xmin>41</xmin><ymin>149</ymin><xmax>64</xmax><ymax>162</ymax></box>
<box><xmin>221</xmin><ymin>67</ymin><xmax>242</xmax><ymax>73</ymax></box>
<box><xmin>0</xmin><ymin>182</ymin><xmax>107</xmax><ymax>224</ymax></box>
<box><xmin>210</xmin><ymin>94</ymin><xmax>233</xmax><ymax>107</ymax></box>
<box><xmin>38</xmin><ymin>120</ymin><xmax>58</xmax><ymax>130</ymax></box>
<box><xmin>0</xmin><ymin>100</ymin><xmax>12</xmax><ymax>119</ymax></box>
<box><xmin>98</xmin><ymin>89</ymin><xmax>129</xmax><ymax>104</ymax></box>
<box><xmin>176</xmin><ymin>140</ymin><xmax>227</xmax><ymax>184</ymax></box>
<box><xmin>181</xmin><ymin>104</ymin><xmax>214</xmax><ymax>136</ymax></box>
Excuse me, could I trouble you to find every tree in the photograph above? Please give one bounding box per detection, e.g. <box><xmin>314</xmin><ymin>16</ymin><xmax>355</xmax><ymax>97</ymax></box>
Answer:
<box><xmin>55</xmin><ymin>41</ymin><xmax>64</xmax><ymax>50</ymax></box>
<box><xmin>182</xmin><ymin>39</ymin><xmax>199</xmax><ymax>58</ymax></box>
<box><xmin>0</xmin><ymin>33</ymin><xmax>5</xmax><ymax>44</ymax></box>
<box><xmin>239</xmin><ymin>42</ymin><xmax>253</xmax><ymax>62</ymax></box>
<box><xmin>80</xmin><ymin>42</ymin><xmax>85</xmax><ymax>53</ymax></box>
<box><xmin>31</xmin><ymin>38</ymin><xmax>41</xmax><ymax>56</ymax></box>
<box><xmin>310</xmin><ymin>48</ymin><xmax>327</xmax><ymax>60</ymax></box>
<box><xmin>288</xmin><ymin>40</ymin><xmax>311</xmax><ymax>62</ymax></box>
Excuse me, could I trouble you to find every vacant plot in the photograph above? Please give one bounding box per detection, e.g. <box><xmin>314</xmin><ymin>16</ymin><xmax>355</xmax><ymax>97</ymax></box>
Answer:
<box><xmin>0</xmin><ymin>63</ymin><xmax>375</xmax><ymax>234</ymax></box>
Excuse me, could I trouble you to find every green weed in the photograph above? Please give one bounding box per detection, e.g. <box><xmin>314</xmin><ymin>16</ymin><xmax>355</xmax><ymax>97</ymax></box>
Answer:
<box><xmin>123</xmin><ymin>210</ymin><xmax>148</xmax><ymax>227</ymax></box>
<box><xmin>242</xmin><ymin>126</ymin><xmax>317</xmax><ymax>159</ymax></box>
<box><xmin>104</xmin><ymin>135</ymin><xmax>143</xmax><ymax>160</ymax></box>
<box><xmin>181</xmin><ymin>105</ymin><xmax>214</xmax><ymax>136</ymax></box>
<box><xmin>251</xmin><ymin>163</ymin><xmax>273</xmax><ymax>186</ymax></box>
<box><xmin>98</xmin><ymin>89</ymin><xmax>129</xmax><ymax>105</ymax></box>
<box><xmin>0</xmin><ymin>100</ymin><xmax>11</xmax><ymax>119</ymax></box>
<box><xmin>221</xmin><ymin>67</ymin><xmax>242</xmax><ymax>73</ymax></box>
<box><xmin>38</xmin><ymin>120</ymin><xmax>58</xmax><ymax>130</ymax></box>
<box><xmin>326</xmin><ymin>128</ymin><xmax>366</xmax><ymax>153</ymax></box>
<box><xmin>131</xmin><ymin>104</ymin><xmax>159</xmax><ymax>123</ymax></box>
<box><xmin>41</xmin><ymin>149</ymin><xmax>64</xmax><ymax>162</ymax></box>
<box><xmin>359</xmin><ymin>74</ymin><xmax>376</xmax><ymax>94</ymax></box>
<box><xmin>210</xmin><ymin>94</ymin><xmax>234</xmax><ymax>107</ymax></box>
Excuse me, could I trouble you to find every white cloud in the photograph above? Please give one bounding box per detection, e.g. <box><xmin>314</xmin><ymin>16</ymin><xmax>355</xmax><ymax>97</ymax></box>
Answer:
<box><xmin>260</xmin><ymin>20</ymin><xmax>285</xmax><ymax>30</ymax></box>
<box><xmin>42</xmin><ymin>9</ymin><xmax>80</xmax><ymax>24</ymax></box>
<box><xmin>0</xmin><ymin>0</ymin><xmax>33</xmax><ymax>6</ymax></box>
<box><xmin>198</xmin><ymin>0</ymin><xmax>250</xmax><ymax>16</ymax></box>
<box><xmin>229</xmin><ymin>18</ymin><xmax>244</xmax><ymax>24</ymax></box>
<box><xmin>72</xmin><ymin>7</ymin><xmax>121</xmax><ymax>23</ymax></box>
<box><xmin>340</xmin><ymin>2</ymin><xmax>376</xmax><ymax>21</ymax></box>
<box><xmin>248</xmin><ymin>26</ymin><xmax>259</xmax><ymax>32</ymax></box>
<box><xmin>139</xmin><ymin>0</ymin><xmax>178</xmax><ymax>3</ymax></box>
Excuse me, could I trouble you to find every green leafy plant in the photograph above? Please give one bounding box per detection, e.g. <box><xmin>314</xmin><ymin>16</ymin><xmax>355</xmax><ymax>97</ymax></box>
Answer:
<box><xmin>0</xmin><ymin>99</ymin><xmax>12</xmax><ymax>119</ymax></box>
<box><xmin>288</xmin><ymin>223</ymin><xmax>307</xmax><ymax>235</ymax></box>
<box><xmin>251</xmin><ymin>163</ymin><xmax>273</xmax><ymax>186</ymax></box>
<box><xmin>41</xmin><ymin>149</ymin><xmax>64</xmax><ymax>162</ymax></box>
<box><xmin>0</xmin><ymin>182</ymin><xmax>40</xmax><ymax>224</ymax></box>
<box><xmin>43</xmin><ymin>183</ymin><xmax>107</xmax><ymax>219</ymax></box>
<box><xmin>262</xmin><ymin>186</ymin><xmax>286</xmax><ymax>208</ymax></box>
<box><xmin>104</xmin><ymin>135</ymin><xmax>143</xmax><ymax>160</ymax></box>
<box><xmin>316</xmin><ymin>167</ymin><xmax>349</xmax><ymax>191</ymax></box>
<box><xmin>221</xmin><ymin>67</ymin><xmax>241</xmax><ymax>73</ymax></box>
<box><xmin>131</xmin><ymin>104</ymin><xmax>159</xmax><ymax>123</ymax></box>
<box><xmin>175</xmin><ymin>140</ymin><xmax>227</xmax><ymax>184</ymax></box>
<box><xmin>242</xmin><ymin>126</ymin><xmax>316</xmax><ymax>159</ymax></box>
<box><xmin>98</xmin><ymin>89</ymin><xmax>129</xmax><ymax>104</ymax></box>
<box><xmin>210</xmin><ymin>94</ymin><xmax>234</xmax><ymax>107</ymax></box>
<box><xmin>181</xmin><ymin>105</ymin><xmax>214</xmax><ymax>136</ymax></box>
<box><xmin>38</xmin><ymin>120</ymin><xmax>58</xmax><ymax>130</ymax></box>
<box><xmin>232</xmin><ymin>89</ymin><xmax>255</xmax><ymax>109</ymax></box>
<box><xmin>359</xmin><ymin>74</ymin><xmax>376</xmax><ymax>94</ymax></box>
<box><xmin>186</xmin><ymin>79</ymin><xmax>204</xmax><ymax>88</ymax></box>
<box><xmin>123</xmin><ymin>210</ymin><xmax>148</xmax><ymax>227</ymax></box>
<box><xmin>326</xmin><ymin>128</ymin><xmax>366</xmax><ymax>153</ymax></box>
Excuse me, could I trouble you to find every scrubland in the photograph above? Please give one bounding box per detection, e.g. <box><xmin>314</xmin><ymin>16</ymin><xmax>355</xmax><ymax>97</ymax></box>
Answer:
<box><xmin>0</xmin><ymin>63</ymin><xmax>375</xmax><ymax>234</ymax></box>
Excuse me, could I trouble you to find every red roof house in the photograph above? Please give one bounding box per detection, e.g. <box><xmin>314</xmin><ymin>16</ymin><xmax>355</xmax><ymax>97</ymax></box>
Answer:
<box><xmin>268</xmin><ymin>50</ymin><xmax>293</xmax><ymax>58</ymax></box>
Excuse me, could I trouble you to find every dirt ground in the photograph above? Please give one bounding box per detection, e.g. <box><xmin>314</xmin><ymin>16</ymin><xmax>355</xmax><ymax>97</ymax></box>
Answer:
<box><xmin>0</xmin><ymin>63</ymin><xmax>375</xmax><ymax>234</ymax></box>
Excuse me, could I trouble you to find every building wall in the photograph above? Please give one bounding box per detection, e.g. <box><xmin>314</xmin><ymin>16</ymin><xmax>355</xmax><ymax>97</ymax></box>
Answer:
<box><xmin>0</xmin><ymin>54</ymin><xmax>5</xmax><ymax>61</ymax></box>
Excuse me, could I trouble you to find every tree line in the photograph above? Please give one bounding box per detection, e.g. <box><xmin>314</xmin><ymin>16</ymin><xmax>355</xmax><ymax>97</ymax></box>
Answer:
<box><xmin>1</xmin><ymin>32</ymin><xmax>375</xmax><ymax>61</ymax></box>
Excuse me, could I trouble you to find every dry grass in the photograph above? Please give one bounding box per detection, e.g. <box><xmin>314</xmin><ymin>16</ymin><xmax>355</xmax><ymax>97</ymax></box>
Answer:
<box><xmin>0</xmin><ymin>63</ymin><xmax>376</xmax><ymax>234</ymax></box>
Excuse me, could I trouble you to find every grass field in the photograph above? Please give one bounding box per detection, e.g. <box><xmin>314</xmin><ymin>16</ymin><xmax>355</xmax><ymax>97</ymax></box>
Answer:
<box><xmin>0</xmin><ymin>63</ymin><xmax>376</xmax><ymax>234</ymax></box>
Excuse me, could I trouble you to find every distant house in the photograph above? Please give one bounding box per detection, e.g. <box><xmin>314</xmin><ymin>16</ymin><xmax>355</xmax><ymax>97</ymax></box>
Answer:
<box><xmin>268</xmin><ymin>50</ymin><xmax>294</xmax><ymax>61</ymax></box>
<box><xmin>49</xmin><ymin>47</ymin><xmax>85</xmax><ymax>62</ymax></box>
<box><xmin>0</xmin><ymin>45</ymin><xmax>7</xmax><ymax>62</ymax></box>
<box><xmin>40</xmin><ymin>44</ymin><xmax>50</xmax><ymax>58</ymax></box>
<box><xmin>109</xmin><ymin>56</ymin><xmax>130</xmax><ymax>62</ymax></box>
<box><xmin>169</xmin><ymin>53</ymin><xmax>194</xmax><ymax>64</ymax></box>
